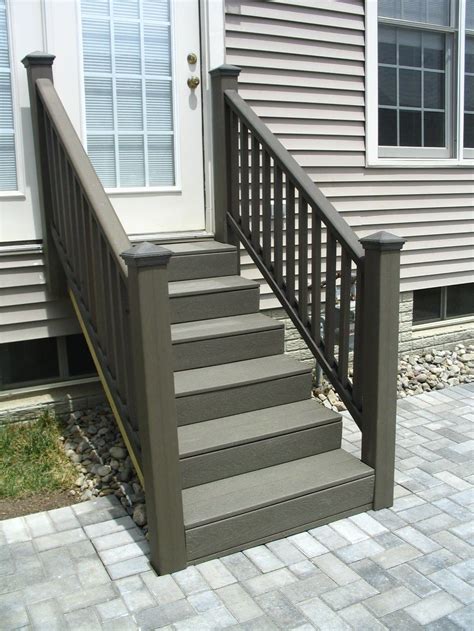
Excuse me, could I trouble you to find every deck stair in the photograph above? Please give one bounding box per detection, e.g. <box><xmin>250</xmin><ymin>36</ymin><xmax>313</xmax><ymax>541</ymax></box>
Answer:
<box><xmin>165</xmin><ymin>240</ymin><xmax>374</xmax><ymax>563</ymax></box>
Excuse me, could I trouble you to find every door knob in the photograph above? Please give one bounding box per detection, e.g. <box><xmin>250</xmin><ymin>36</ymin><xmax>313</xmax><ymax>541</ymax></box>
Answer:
<box><xmin>187</xmin><ymin>76</ymin><xmax>200</xmax><ymax>89</ymax></box>
<box><xmin>187</xmin><ymin>53</ymin><xmax>198</xmax><ymax>64</ymax></box>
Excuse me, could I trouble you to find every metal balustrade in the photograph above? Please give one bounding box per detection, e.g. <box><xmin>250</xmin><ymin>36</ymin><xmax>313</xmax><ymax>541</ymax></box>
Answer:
<box><xmin>23</xmin><ymin>52</ymin><xmax>186</xmax><ymax>575</ymax></box>
<box><xmin>211</xmin><ymin>65</ymin><xmax>405</xmax><ymax>510</ymax></box>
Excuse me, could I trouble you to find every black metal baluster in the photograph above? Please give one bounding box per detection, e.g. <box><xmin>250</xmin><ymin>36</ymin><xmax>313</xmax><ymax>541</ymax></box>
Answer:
<box><xmin>324</xmin><ymin>229</ymin><xmax>337</xmax><ymax>364</ymax></box>
<box><xmin>298</xmin><ymin>196</ymin><xmax>309</xmax><ymax>326</ymax></box>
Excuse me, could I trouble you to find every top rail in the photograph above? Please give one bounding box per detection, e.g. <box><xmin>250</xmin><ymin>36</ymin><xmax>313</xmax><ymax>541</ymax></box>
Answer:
<box><xmin>36</xmin><ymin>78</ymin><xmax>130</xmax><ymax>276</ymax></box>
<box><xmin>224</xmin><ymin>89</ymin><xmax>365</xmax><ymax>262</ymax></box>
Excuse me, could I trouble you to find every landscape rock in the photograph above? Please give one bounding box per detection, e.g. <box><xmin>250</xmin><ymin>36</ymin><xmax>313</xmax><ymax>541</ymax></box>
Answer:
<box><xmin>133</xmin><ymin>504</ymin><xmax>147</xmax><ymax>527</ymax></box>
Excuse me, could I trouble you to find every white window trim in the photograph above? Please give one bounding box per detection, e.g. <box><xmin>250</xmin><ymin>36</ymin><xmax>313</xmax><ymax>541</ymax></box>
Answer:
<box><xmin>365</xmin><ymin>0</ymin><xmax>474</xmax><ymax>167</ymax></box>
<box><xmin>0</xmin><ymin>0</ymin><xmax>26</xmax><ymax>197</ymax></box>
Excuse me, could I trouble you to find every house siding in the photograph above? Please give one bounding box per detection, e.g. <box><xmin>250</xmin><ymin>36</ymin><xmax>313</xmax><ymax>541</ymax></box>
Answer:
<box><xmin>225</xmin><ymin>0</ymin><xmax>474</xmax><ymax>310</ymax></box>
<box><xmin>0</xmin><ymin>248</ymin><xmax>78</xmax><ymax>343</ymax></box>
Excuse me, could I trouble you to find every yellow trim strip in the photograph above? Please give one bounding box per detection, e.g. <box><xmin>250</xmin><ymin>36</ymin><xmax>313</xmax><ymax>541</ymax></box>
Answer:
<box><xmin>68</xmin><ymin>288</ymin><xmax>144</xmax><ymax>487</ymax></box>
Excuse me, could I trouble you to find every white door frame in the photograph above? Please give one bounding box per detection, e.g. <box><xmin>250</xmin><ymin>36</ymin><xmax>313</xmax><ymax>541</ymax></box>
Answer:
<box><xmin>199</xmin><ymin>0</ymin><xmax>226</xmax><ymax>239</ymax></box>
<box><xmin>42</xmin><ymin>0</ymin><xmax>227</xmax><ymax>242</ymax></box>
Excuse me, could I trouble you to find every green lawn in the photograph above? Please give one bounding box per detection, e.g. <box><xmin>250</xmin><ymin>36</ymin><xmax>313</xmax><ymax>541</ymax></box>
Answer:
<box><xmin>0</xmin><ymin>412</ymin><xmax>76</xmax><ymax>499</ymax></box>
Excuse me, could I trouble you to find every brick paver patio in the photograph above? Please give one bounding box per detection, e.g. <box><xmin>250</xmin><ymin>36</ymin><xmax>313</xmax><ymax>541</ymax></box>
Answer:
<box><xmin>1</xmin><ymin>383</ymin><xmax>473</xmax><ymax>630</ymax></box>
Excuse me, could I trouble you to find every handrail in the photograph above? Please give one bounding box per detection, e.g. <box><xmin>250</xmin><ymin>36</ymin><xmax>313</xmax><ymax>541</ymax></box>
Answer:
<box><xmin>211</xmin><ymin>65</ymin><xmax>404</xmax><ymax>510</ymax></box>
<box><xmin>36</xmin><ymin>79</ymin><xmax>129</xmax><ymax>276</ymax></box>
<box><xmin>23</xmin><ymin>52</ymin><xmax>186</xmax><ymax>574</ymax></box>
<box><xmin>222</xmin><ymin>88</ymin><xmax>365</xmax><ymax>424</ymax></box>
<box><xmin>224</xmin><ymin>89</ymin><xmax>365</xmax><ymax>262</ymax></box>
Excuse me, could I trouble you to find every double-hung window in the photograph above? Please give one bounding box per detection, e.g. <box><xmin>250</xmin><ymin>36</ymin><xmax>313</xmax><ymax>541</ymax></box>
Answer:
<box><xmin>80</xmin><ymin>0</ymin><xmax>175</xmax><ymax>190</ymax></box>
<box><xmin>0</xmin><ymin>0</ymin><xmax>17</xmax><ymax>191</ymax></box>
<box><xmin>368</xmin><ymin>0</ymin><xmax>474</xmax><ymax>162</ymax></box>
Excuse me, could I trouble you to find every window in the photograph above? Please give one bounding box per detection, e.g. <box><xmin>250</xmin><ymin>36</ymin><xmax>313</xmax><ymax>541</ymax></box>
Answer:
<box><xmin>0</xmin><ymin>0</ymin><xmax>17</xmax><ymax>190</ymax></box>
<box><xmin>368</xmin><ymin>0</ymin><xmax>474</xmax><ymax>161</ymax></box>
<box><xmin>0</xmin><ymin>334</ymin><xmax>96</xmax><ymax>390</ymax></box>
<box><xmin>80</xmin><ymin>0</ymin><xmax>175</xmax><ymax>189</ymax></box>
<box><xmin>413</xmin><ymin>283</ymin><xmax>474</xmax><ymax>323</ymax></box>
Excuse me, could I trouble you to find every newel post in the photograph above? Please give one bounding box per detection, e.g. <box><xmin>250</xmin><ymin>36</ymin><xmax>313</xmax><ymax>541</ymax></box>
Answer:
<box><xmin>360</xmin><ymin>231</ymin><xmax>405</xmax><ymax>510</ymax></box>
<box><xmin>210</xmin><ymin>64</ymin><xmax>241</xmax><ymax>244</ymax></box>
<box><xmin>22</xmin><ymin>52</ymin><xmax>66</xmax><ymax>298</ymax></box>
<box><xmin>121</xmin><ymin>243</ymin><xmax>186</xmax><ymax>575</ymax></box>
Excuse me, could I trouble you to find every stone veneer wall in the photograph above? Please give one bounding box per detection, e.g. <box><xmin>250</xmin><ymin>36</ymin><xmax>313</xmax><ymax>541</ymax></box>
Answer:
<box><xmin>266</xmin><ymin>291</ymin><xmax>474</xmax><ymax>364</ymax></box>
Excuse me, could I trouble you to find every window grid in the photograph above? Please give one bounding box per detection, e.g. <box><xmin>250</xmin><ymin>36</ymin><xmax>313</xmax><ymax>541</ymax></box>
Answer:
<box><xmin>0</xmin><ymin>0</ymin><xmax>17</xmax><ymax>191</ymax></box>
<box><xmin>374</xmin><ymin>0</ymin><xmax>474</xmax><ymax>159</ymax></box>
<box><xmin>465</xmin><ymin>34</ymin><xmax>474</xmax><ymax>148</ymax></box>
<box><xmin>81</xmin><ymin>0</ymin><xmax>175</xmax><ymax>189</ymax></box>
<box><xmin>378</xmin><ymin>25</ymin><xmax>449</xmax><ymax>149</ymax></box>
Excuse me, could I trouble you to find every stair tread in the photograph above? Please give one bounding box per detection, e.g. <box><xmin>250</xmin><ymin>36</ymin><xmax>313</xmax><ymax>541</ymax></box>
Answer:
<box><xmin>178</xmin><ymin>400</ymin><xmax>341</xmax><ymax>457</ymax></box>
<box><xmin>174</xmin><ymin>355</ymin><xmax>311</xmax><ymax>397</ymax></box>
<box><xmin>163</xmin><ymin>240</ymin><xmax>235</xmax><ymax>256</ymax></box>
<box><xmin>169</xmin><ymin>275</ymin><xmax>258</xmax><ymax>297</ymax></box>
<box><xmin>171</xmin><ymin>313</ymin><xmax>282</xmax><ymax>344</ymax></box>
<box><xmin>183</xmin><ymin>449</ymin><xmax>374</xmax><ymax>528</ymax></box>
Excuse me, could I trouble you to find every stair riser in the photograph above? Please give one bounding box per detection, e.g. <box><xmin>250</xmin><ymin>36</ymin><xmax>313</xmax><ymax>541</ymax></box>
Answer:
<box><xmin>186</xmin><ymin>476</ymin><xmax>375</xmax><ymax>561</ymax></box>
<box><xmin>176</xmin><ymin>373</ymin><xmax>311</xmax><ymax>426</ymax></box>
<box><xmin>170</xmin><ymin>288</ymin><xmax>259</xmax><ymax>324</ymax></box>
<box><xmin>181</xmin><ymin>421</ymin><xmax>342</xmax><ymax>488</ymax></box>
<box><xmin>173</xmin><ymin>328</ymin><xmax>284</xmax><ymax>371</ymax></box>
<box><xmin>168</xmin><ymin>252</ymin><xmax>237</xmax><ymax>282</ymax></box>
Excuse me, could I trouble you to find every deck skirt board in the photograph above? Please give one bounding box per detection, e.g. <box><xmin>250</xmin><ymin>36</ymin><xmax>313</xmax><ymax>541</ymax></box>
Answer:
<box><xmin>188</xmin><ymin>502</ymin><xmax>374</xmax><ymax>565</ymax></box>
<box><xmin>171</xmin><ymin>313</ymin><xmax>283</xmax><ymax>344</ymax></box>
<box><xmin>183</xmin><ymin>450</ymin><xmax>373</xmax><ymax>528</ymax></box>
<box><xmin>180</xmin><ymin>422</ymin><xmax>342</xmax><ymax>488</ymax></box>
<box><xmin>178</xmin><ymin>400</ymin><xmax>341</xmax><ymax>457</ymax></box>
<box><xmin>185</xmin><ymin>475</ymin><xmax>375</xmax><ymax>560</ymax></box>
<box><xmin>174</xmin><ymin>355</ymin><xmax>311</xmax><ymax>397</ymax></box>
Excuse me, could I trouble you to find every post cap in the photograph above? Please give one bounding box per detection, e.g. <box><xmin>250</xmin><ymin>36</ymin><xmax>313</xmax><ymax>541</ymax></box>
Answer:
<box><xmin>360</xmin><ymin>231</ymin><xmax>405</xmax><ymax>252</ymax></box>
<box><xmin>121</xmin><ymin>242</ymin><xmax>173</xmax><ymax>268</ymax></box>
<box><xmin>21</xmin><ymin>52</ymin><xmax>56</xmax><ymax>68</ymax></box>
<box><xmin>209</xmin><ymin>64</ymin><xmax>241</xmax><ymax>78</ymax></box>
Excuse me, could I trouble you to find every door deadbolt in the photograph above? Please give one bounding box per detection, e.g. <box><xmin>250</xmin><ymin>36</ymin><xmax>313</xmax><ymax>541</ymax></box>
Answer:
<box><xmin>187</xmin><ymin>52</ymin><xmax>198</xmax><ymax>64</ymax></box>
<box><xmin>187</xmin><ymin>76</ymin><xmax>200</xmax><ymax>89</ymax></box>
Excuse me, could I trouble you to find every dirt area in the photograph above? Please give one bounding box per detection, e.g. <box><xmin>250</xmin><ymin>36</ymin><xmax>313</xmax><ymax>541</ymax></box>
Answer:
<box><xmin>0</xmin><ymin>489</ymin><xmax>80</xmax><ymax>520</ymax></box>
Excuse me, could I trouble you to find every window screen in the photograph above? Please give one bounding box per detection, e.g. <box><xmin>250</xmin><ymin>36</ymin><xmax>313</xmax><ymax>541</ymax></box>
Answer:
<box><xmin>0</xmin><ymin>0</ymin><xmax>17</xmax><ymax>191</ymax></box>
<box><xmin>81</xmin><ymin>0</ymin><xmax>175</xmax><ymax>188</ymax></box>
<box><xmin>465</xmin><ymin>37</ymin><xmax>474</xmax><ymax>148</ymax></box>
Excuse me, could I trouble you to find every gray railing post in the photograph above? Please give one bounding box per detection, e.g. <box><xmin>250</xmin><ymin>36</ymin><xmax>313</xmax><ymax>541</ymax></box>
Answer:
<box><xmin>360</xmin><ymin>231</ymin><xmax>405</xmax><ymax>510</ymax></box>
<box><xmin>22</xmin><ymin>52</ymin><xmax>66</xmax><ymax>298</ymax></box>
<box><xmin>121</xmin><ymin>242</ymin><xmax>186</xmax><ymax>575</ymax></box>
<box><xmin>210</xmin><ymin>64</ymin><xmax>241</xmax><ymax>243</ymax></box>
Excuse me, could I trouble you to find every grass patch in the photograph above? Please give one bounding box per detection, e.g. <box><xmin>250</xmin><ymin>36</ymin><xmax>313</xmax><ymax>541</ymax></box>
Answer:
<box><xmin>0</xmin><ymin>412</ymin><xmax>76</xmax><ymax>499</ymax></box>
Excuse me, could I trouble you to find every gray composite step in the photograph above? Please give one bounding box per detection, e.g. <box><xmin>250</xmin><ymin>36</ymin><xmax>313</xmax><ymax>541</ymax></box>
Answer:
<box><xmin>174</xmin><ymin>355</ymin><xmax>312</xmax><ymax>425</ymax></box>
<box><xmin>171</xmin><ymin>313</ymin><xmax>284</xmax><ymax>371</ymax></box>
<box><xmin>164</xmin><ymin>241</ymin><xmax>237</xmax><ymax>282</ymax></box>
<box><xmin>168</xmin><ymin>276</ymin><xmax>260</xmax><ymax>324</ymax></box>
<box><xmin>183</xmin><ymin>449</ymin><xmax>375</xmax><ymax>561</ymax></box>
<box><xmin>179</xmin><ymin>400</ymin><xmax>342</xmax><ymax>488</ymax></box>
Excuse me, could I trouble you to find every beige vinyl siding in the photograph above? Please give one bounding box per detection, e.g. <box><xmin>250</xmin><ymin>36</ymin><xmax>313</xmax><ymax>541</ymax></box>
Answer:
<box><xmin>225</xmin><ymin>0</ymin><xmax>474</xmax><ymax>309</ymax></box>
<box><xmin>0</xmin><ymin>249</ymin><xmax>79</xmax><ymax>343</ymax></box>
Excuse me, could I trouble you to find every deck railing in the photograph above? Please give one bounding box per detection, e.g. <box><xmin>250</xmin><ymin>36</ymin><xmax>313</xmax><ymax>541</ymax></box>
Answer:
<box><xmin>23</xmin><ymin>53</ymin><xmax>186</xmax><ymax>574</ymax></box>
<box><xmin>211</xmin><ymin>65</ymin><xmax>405</xmax><ymax>509</ymax></box>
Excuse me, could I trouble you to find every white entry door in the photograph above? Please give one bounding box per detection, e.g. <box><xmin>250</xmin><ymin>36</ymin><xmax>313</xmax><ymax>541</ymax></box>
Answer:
<box><xmin>49</xmin><ymin>0</ymin><xmax>206</xmax><ymax>237</ymax></box>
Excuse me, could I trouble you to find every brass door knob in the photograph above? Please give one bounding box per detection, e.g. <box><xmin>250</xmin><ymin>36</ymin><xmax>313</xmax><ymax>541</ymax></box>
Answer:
<box><xmin>187</xmin><ymin>53</ymin><xmax>198</xmax><ymax>64</ymax></box>
<box><xmin>187</xmin><ymin>76</ymin><xmax>200</xmax><ymax>89</ymax></box>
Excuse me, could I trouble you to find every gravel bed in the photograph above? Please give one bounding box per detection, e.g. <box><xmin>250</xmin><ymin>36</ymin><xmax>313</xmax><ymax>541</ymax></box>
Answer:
<box><xmin>61</xmin><ymin>344</ymin><xmax>473</xmax><ymax>531</ymax></box>
<box><xmin>314</xmin><ymin>343</ymin><xmax>474</xmax><ymax>411</ymax></box>
<box><xmin>61</xmin><ymin>409</ymin><xmax>148</xmax><ymax>530</ymax></box>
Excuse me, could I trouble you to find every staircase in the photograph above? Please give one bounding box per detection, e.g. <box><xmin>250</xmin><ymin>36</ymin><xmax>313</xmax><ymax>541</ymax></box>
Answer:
<box><xmin>24</xmin><ymin>55</ymin><xmax>402</xmax><ymax>575</ymax></box>
<box><xmin>166</xmin><ymin>240</ymin><xmax>375</xmax><ymax>563</ymax></box>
